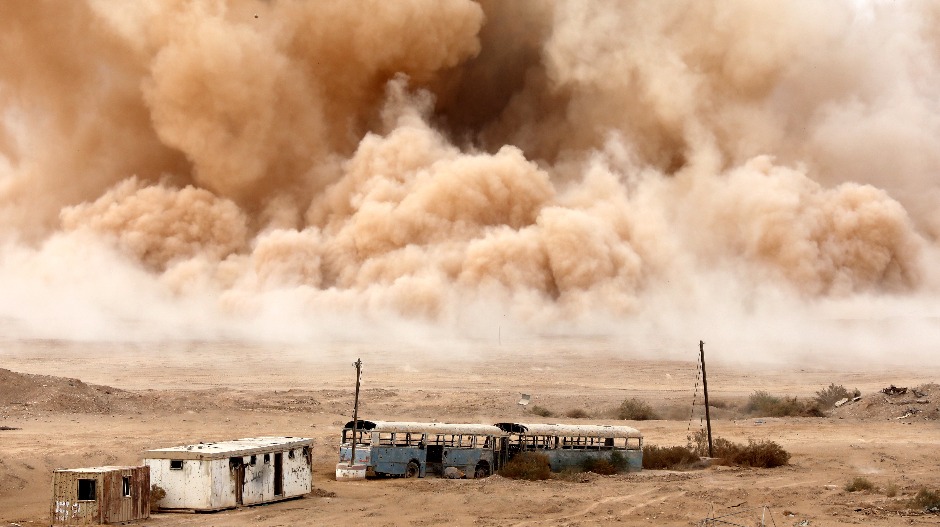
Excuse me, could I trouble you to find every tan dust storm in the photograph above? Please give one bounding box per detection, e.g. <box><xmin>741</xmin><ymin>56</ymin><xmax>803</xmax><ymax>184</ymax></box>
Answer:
<box><xmin>0</xmin><ymin>0</ymin><xmax>938</xmax><ymax>361</ymax></box>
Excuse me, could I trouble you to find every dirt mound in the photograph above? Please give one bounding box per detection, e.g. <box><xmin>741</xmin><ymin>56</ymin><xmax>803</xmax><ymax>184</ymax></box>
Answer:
<box><xmin>830</xmin><ymin>383</ymin><xmax>939</xmax><ymax>421</ymax></box>
<box><xmin>0</xmin><ymin>368</ymin><xmax>134</xmax><ymax>414</ymax></box>
<box><xmin>0</xmin><ymin>369</ymin><xmax>325</xmax><ymax>416</ymax></box>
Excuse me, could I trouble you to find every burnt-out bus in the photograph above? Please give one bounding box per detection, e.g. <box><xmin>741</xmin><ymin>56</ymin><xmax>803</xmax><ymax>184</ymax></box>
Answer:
<box><xmin>338</xmin><ymin>420</ymin><xmax>508</xmax><ymax>478</ymax></box>
<box><xmin>495</xmin><ymin>422</ymin><xmax>643</xmax><ymax>472</ymax></box>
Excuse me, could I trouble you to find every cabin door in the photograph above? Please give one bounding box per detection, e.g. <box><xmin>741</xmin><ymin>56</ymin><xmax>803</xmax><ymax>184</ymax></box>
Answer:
<box><xmin>274</xmin><ymin>453</ymin><xmax>283</xmax><ymax>496</ymax></box>
<box><xmin>230</xmin><ymin>457</ymin><xmax>245</xmax><ymax>505</ymax></box>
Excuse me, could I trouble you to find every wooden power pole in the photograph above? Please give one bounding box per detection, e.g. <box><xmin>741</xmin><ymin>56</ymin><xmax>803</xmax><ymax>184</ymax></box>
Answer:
<box><xmin>700</xmin><ymin>340</ymin><xmax>714</xmax><ymax>458</ymax></box>
<box><xmin>348</xmin><ymin>358</ymin><xmax>363</xmax><ymax>466</ymax></box>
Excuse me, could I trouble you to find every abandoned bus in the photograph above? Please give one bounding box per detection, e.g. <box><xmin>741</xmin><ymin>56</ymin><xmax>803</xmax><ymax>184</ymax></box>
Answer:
<box><xmin>338</xmin><ymin>420</ymin><xmax>507</xmax><ymax>478</ymax></box>
<box><xmin>495</xmin><ymin>423</ymin><xmax>643</xmax><ymax>472</ymax></box>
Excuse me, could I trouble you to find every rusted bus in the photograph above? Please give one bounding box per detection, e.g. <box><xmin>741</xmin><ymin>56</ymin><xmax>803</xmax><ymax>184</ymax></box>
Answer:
<box><xmin>50</xmin><ymin>466</ymin><xmax>149</xmax><ymax>526</ymax></box>
<box><xmin>495</xmin><ymin>423</ymin><xmax>644</xmax><ymax>472</ymax></box>
<box><xmin>143</xmin><ymin>436</ymin><xmax>312</xmax><ymax>512</ymax></box>
<box><xmin>339</xmin><ymin>420</ymin><xmax>508</xmax><ymax>478</ymax></box>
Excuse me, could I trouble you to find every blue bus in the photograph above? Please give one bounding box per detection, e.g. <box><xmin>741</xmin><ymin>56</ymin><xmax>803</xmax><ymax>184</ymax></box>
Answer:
<box><xmin>338</xmin><ymin>420</ymin><xmax>508</xmax><ymax>478</ymax></box>
<box><xmin>495</xmin><ymin>422</ymin><xmax>643</xmax><ymax>472</ymax></box>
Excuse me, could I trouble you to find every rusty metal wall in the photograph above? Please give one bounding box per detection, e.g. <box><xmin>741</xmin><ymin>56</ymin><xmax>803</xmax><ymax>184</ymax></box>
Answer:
<box><xmin>51</xmin><ymin>467</ymin><xmax>149</xmax><ymax>525</ymax></box>
<box><xmin>101</xmin><ymin>467</ymin><xmax>150</xmax><ymax>523</ymax></box>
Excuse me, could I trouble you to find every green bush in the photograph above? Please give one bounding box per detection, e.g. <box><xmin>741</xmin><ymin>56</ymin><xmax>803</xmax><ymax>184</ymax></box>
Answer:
<box><xmin>845</xmin><ymin>477</ymin><xmax>874</xmax><ymax>492</ymax></box>
<box><xmin>499</xmin><ymin>452</ymin><xmax>552</xmax><ymax>481</ymax></box>
<box><xmin>617</xmin><ymin>398</ymin><xmax>659</xmax><ymax>420</ymax></box>
<box><xmin>530</xmin><ymin>405</ymin><xmax>553</xmax><ymax>417</ymax></box>
<box><xmin>642</xmin><ymin>445</ymin><xmax>700</xmax><ymax>470</ymax></box>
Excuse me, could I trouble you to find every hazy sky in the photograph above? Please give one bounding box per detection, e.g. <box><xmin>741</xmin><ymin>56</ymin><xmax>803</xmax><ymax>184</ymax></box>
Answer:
<box><xmin>0</xmin><ymin>1</ymin><xmax>938</xmax><ymax>363</ymax></box>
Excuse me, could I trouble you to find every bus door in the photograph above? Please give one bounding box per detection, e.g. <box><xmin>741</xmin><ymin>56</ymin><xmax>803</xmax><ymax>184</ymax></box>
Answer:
<box><xmin>497</xmin><ymin>436</ymin><xmax>509</xmax><ymax>470</ymax></box>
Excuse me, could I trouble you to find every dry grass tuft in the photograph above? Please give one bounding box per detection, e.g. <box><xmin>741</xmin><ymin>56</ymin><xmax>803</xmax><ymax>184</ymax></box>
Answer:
<box><xmin>529</xmin><ymin>405</ymin><xmax>553</xmax><ymax>417</ymax></box>
<box><xmin>845</xmin><ymin>477</ymin><xmax>874</xmax><ymax>492</ymax></box>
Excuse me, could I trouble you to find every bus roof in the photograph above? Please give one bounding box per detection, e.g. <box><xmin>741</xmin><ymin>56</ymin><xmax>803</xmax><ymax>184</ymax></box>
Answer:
<box><xmin>495</xmin><ymin>422</ymin><xmax>642</xmax><ymax>439</ymax></box>
<box><xmin>343</xmin><ymin>420</ymin><xmax>505</xmax><ymax>436</ymax></box>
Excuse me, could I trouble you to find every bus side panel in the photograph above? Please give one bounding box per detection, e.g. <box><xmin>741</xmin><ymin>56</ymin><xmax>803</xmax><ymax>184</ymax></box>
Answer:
<box><xmin>442</xmin><ymin>448</ymin><xmax>491</xmax><ymax>476</ymax></box>
<box><xmin>338</xmin><ymin>445</ymin><xmax>371</xmax><ymax>466</ymax></box>
<box><xmin>372</xmin><ymin>446</ymin><xmax>428</xmax><ymax>477</ymax></box>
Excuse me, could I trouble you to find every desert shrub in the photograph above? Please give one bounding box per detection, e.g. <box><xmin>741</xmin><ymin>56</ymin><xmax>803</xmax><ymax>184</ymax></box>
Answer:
<box><xmin>150</xmin><ymin>485</ymin><xmax>167</xmax><ymax>512</ymax></box>
<box><xmin>582</xmin><ymin>457</ymin><xmax>618</xmax><ymax>475</ymax></box>
<box><xmin>745</xmin><ymin>391</ymin><xmax>824</xmax><ymax>417</ymax></box>
<box><xmin>815</xmin><ymin>383</ymin><xmax>857</xmax><ymax>408</ymax></box>
<box><xmin>688</xmin><ymin>430</ymin><xmax>790</xmax><ymax>468</ymax></box>
<box><xmin>565</xmin><ymin>408</ymin><xmax>590</xmax><ymax>418</ymax></box>
<box><xmin>642</xmin><ymin>445</ymin><xmax>700</xmax><ymax>470</ymax></box>
<box><xmin>530</xmin><ymin>405</ymin><xmax>554</xmax><ymax>417</ymax></box>
<box><xmin>846</xmin><ymin>477</ymin><xmax>874</xmax><ymax>492</ymax></box>
<box><xmin>726</xmin><ymin>440</ymin><xmax>791</xmax><ymax>468</ymax></box>
<box><xmin>885</xmin><ymin>483</ymin><xmax>899</xmax><ymax>497</ymax></box>
<box><xmin>617</xmin><ymin>398</ymin><xmax>659</xmax><ymax>420</ymax></box>
<box><xmin>499</xmin><ymin>452</ymin><xmax>552</xmax><ymax>481</ymax></box>
<box><xmin>911</xmin><ymin>488</ymin><xmax>940</xmax><ymax>510</ymax></box>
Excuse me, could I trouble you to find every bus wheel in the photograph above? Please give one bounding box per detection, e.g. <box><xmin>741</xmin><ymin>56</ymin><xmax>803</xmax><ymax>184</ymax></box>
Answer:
<box><xmin>405</xmin><ymin>461</ymin><xmax>420</xmax><ymax>478</ymax></box>
<box><xmin>474</xmin><ymin>462</ymin><xmax>490</xmax><ymax>479</ymax></box>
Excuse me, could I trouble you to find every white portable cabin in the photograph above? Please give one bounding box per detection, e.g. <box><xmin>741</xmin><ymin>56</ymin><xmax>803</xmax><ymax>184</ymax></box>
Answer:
<box><xmin>143</xmin><ymin>436</ymin><xmax>312</xmax><ymax>511</ymax></box>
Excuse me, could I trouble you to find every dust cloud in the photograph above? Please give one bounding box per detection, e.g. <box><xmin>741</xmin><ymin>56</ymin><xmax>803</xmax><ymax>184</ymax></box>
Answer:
<box><xmin>1</xmin><ymin>0</ymin><xmax>939</xmax><ymax>363</ymax></box>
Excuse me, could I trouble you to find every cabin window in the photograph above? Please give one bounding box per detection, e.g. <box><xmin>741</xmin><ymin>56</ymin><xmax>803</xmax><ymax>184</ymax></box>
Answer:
<box><xmin>170</xmin><ymin>460</ymin><xmax>183</xmax><ymax>470</ymax></box>
<box><xmin>250</xmin><ymin>455</ymin><xmax>257</xmax><ymax>466</ymax></box>
<box><xmin>77</xmin><ymin>479</ymin><xmax>96</xmax><ymax>501</ymax></box>
<box><xmin>288</xmin><ymin>449</ymin><xmax>295</xmax><ymax>459</ymax></box>
<box><xmin>264</xmin><ymin>453</ymin><xmax>270</xmax><ymax>463</ymax></box>
<box><xmin>122</xmin><ymin>476</ymin><xmax>131</xmax><ymax>497</ymax></box>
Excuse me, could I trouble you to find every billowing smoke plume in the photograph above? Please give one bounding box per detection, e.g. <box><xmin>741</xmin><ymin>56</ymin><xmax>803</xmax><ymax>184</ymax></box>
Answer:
<box><xmin>1</xmin><ymin>0</ymin><xmax>938</xmax><ymax>360</ymax></box>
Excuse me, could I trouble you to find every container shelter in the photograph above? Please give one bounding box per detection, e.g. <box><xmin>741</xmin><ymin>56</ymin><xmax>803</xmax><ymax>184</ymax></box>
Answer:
<box><xmin>50</xmin><ymin>465</ymin><xmax>149</xmax><ymax>525</ymax></box>
<box><xmin>143</xmin><ymin>436</ymin><xmax>312</xmax><ymax>511</ymax></box>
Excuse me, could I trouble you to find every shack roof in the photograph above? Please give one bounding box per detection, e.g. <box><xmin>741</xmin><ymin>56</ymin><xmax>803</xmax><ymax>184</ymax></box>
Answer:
<box><xmin>496</xmin><ymin>422</ymin><xmax>642</xmax><ymax>438</ymax></box>
<box><xmin>343</xmin><ymin>420</ymin><xmax>505</xmax><ymax>436</ymax></box>
<box><xmin>143</xmin><ymin>436</ymin><xmax>312</xmax><ymax>461</ymax></box>
<box><xmin>53</xmin><ymin>466</ymin><xmax>145</xmax><ymax>474</ymax></box>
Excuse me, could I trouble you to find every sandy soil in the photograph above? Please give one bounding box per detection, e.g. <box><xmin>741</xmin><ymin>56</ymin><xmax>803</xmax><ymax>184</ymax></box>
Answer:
<box><xmin>1</xmin><ymin>339</ymin><xmax>939</xmax><ymax>526</ymax></box>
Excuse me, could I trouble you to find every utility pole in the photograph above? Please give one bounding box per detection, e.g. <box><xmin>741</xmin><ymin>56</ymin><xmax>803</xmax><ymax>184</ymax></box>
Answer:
<box><xmin>348</xmin><ymin>358</ymin><xmax>363</xmax><ymax>466</ymax></box>
<box><xmin>700</xmin><ymin>340</ymin><xmax>714</xmax><ymax>458</ymax></box>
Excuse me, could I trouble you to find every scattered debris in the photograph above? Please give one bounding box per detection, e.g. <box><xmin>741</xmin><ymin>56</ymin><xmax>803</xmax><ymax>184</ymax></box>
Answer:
<box><xmin>0</xmin><ymin>426</ymin><xmax>20</xmax><ymax>431</ymax></box>
<box><xmin>895</xmin><ymin>408</ymin><xmax>920</xmax><ymax>419</ymax></box>
<box><xmin>881</xmin><ymin>385</ymin><xmax>907</xmax><ymax>396</ymax></box>
<box><xmin>517</xmin><ymin>394</ymin><xmax>531</xmax><ymax>406</ymax></box>
<box><xmin>834</xmin><ymin>398</ymin><xmax>849</xmax><ymax>407</ymax></box>
<box><xmin>443</xmin><ymin>467</ymin><xmax>466</xmax><ymax>479</ymax></box>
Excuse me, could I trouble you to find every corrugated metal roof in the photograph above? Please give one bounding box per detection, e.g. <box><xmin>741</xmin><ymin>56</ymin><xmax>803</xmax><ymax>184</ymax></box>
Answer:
<box><xmin>143</xmin><ymin>436</ymin><xmax>312</xmax><ymax>460</ymax></box>
<box><xmin>504</xmin><ymin>423</ymin><xmax>642</xmax><ymax>438</ymax></box>
<box><xmin>345</xmin><ymin>420</ymin><xmax>506</xmax><ymax>436</ymax></box>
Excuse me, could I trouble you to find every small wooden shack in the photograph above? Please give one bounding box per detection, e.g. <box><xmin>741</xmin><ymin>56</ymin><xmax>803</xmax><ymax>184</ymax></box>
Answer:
<box><xmin>143</xmin><ymin>436</ymin><xmax>312</xmax><ymax>511</ymax></box>
<box><xmin>50</xmin><ymin>466</ymin><xmax>149</xmax><ymax>526</ymax></box>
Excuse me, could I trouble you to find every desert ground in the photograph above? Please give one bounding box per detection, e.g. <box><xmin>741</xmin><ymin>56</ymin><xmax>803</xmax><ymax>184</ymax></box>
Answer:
<box><xmin>1</xmin><ymin>338</ymin><xmax>938</xmax><ymax>526</ymax></box>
